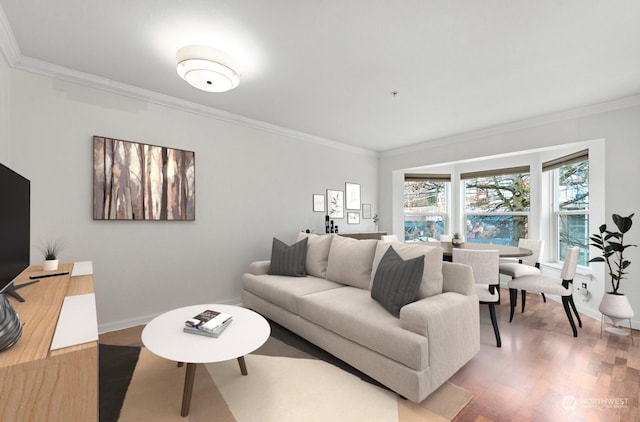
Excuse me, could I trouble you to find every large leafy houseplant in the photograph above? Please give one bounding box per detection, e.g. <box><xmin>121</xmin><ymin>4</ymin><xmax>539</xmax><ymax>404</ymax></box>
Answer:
<box><xmin>589</xmin><ymin>213</ymin><xmax>636</xmax><ymax>295</ymax></box>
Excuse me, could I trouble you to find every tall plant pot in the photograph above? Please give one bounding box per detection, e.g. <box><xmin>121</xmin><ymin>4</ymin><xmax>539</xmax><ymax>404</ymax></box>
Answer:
<box><xmin>599</xmin><ymin>292</ymin><xmax>634</xmax><ymax>340</ymax></box>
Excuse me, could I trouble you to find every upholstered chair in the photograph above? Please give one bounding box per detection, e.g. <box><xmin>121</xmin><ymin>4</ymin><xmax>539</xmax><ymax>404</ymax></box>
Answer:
<box><xmin>508</xmin><ymin>247</ymin><xmax>582</xmax><ymax>337</ymax></box>
<box><xmin>453</xmin><ymin>249</ymin><xmax>502</xmax><ymax>347</ymax></box>
<box><xmin>499</xmin><ymin>239</ymin><xmax>545</xmax><ymax>302</ymax></box>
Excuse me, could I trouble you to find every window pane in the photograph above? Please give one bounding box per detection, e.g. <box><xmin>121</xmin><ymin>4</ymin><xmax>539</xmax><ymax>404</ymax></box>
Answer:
<box><xmin>404</xmin><ymin>180</ymin><xmax>447</xmax><ymax>242</ymax></box>
<box><xmin>558</xmin><ymin>214</ymin><xmax>590</xmax><ymax>265</ymax></box>
<box><xmin>465</xmin><ymin>215</ymin><xmax>528</xmax><ymax>246</ymax></box>
<box><xmin>558</xmin><ymin>161</ymin><xmax>589</xmax><ymax>211</ymax></box>
<box><xmin>465</xmin><ymin>173</ymin><xmax>530</xmax><ymax>213</ymax></box>
<box><xmin>404</xmin><ymin>215</ymin><xmax>444</xmax><ymax>242</ymax></box>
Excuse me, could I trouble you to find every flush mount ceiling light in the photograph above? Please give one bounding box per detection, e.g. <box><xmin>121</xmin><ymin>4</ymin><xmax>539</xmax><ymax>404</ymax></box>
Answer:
<box><xmin>176</xmin><ymin>45</ymin><xmax>240</xmax><ymax>93</ymax></box>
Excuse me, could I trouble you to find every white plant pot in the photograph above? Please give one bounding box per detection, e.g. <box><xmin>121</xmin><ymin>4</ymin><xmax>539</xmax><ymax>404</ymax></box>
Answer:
<box><xmin>599</xmin><ymin>292</ymin><xmax>634</xmax><ymax>327</ymax></box>
<box><xmin>43</xmin><ymin>259</ymin><xmax>59</xmax><ymax>271</ymax></box>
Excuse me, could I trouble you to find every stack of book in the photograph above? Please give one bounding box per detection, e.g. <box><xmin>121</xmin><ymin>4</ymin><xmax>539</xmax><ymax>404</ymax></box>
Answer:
<box><xmin>184</xmin><ymin>309</ymin><xmax>233</xmax><ymax>338</ymax></box>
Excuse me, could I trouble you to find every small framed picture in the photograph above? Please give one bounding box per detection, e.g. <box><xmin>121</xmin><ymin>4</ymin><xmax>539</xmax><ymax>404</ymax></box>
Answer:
<box><xmin>362</xmin><ymin>204</ymin><xmax>372</xmax><ymax>219</ymax></box>
<box><xmin>347</xmin><ymin>212</ymin><xmax>360</xmax><ymax>224</ymax></box>
<box><xmin>345</xmin><ymin>182</ymin><xmax>361</xmax><ymax>210</ymax></box>
<box><xmin>327</xmin><ymin>189</ymin><xmax>344</xmax><ymax>219</ymax></box>
<box><xmin>313</xmin><ymin>194</ymin><xmax>325</xmax><ymax>212</ymax></box>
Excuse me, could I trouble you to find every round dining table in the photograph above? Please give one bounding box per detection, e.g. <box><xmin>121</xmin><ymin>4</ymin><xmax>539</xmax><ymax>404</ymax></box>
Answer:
<box><xmin>427</xmin><ymin>241</ymin><xmax>533</xmax><ymax>261</ymax></box>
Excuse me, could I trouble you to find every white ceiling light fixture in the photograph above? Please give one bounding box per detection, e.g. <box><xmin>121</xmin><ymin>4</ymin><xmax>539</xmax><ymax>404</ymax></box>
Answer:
<box><xmin>176</xmin><ymin>45</ymin><xmax>240</xmax><ymax>93</ymax></box>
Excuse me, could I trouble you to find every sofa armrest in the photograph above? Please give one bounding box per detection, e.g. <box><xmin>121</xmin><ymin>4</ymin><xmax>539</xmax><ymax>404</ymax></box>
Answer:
<box><xmin>441</xmin><ymin>261</ymin><xmax>474</xmax><ymax>296</ymax></box>
<box><xmin>400</xmin><ymin>292</ymin><xmax>480</xmax><ymax>387</ymax></box>
<box><xmin>249</xmin><ymin>260</ymin><xmax>271</xmax><ymax>275</ymax></box>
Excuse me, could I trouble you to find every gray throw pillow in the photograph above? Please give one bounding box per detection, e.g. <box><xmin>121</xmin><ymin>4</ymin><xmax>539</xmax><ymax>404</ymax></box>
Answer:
<box><xmin>268</xmin><ymin>237</ymin><xmax>308</xmax><ymax>277</ymax></box>
<box><xmin>371</xmin><ymin>246</ymin><xmax>424</xmax><ymax>317</ymax></box>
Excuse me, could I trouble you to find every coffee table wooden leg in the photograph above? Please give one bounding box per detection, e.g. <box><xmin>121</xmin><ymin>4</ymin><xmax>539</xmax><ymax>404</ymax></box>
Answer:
<box><xmin>181</xmin><ymin>363</ymin><xmax>197</xmax><ymax>417</ymax></box>
<box><xmin>237</xmin><ymin>356</ymin><xmax>248</xmax><ymax>375</ymax></box>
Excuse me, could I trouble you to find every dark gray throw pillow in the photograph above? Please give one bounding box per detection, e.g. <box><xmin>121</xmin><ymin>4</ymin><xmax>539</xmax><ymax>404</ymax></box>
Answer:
<box><xmin>268</xmin><ymin>237</ymin><xmax>308</xmax><ymax>277</ymax></box>
<box><xmin>371</xmin><ymin>246</ymin><xmax>424</xmax><ymax>317</ymax></box>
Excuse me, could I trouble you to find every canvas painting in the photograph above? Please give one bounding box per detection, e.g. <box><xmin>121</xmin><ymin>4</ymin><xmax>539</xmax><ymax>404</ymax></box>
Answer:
<box><xmin>93</xmin><ymin>136</ymin><xmax>195</xmax><ymax>220</ymax></box>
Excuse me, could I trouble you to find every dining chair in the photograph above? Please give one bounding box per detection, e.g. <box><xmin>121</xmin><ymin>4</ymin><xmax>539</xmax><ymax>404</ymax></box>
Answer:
<box><xmin>439</xmin><ymin>234</ymin><xmax>452</xmax><ymax>242</ymax></box>
<box><xmin>508</xmin><ymin>246</ymin><xmax>582</xmax><ymax>337</ymax></box>
<box><xmin>452</xmin><ymin>249</ymin><xmax>502</xmax><ymax>347</ymax></box>
<box><xmin>380</xmin><ymin>235</ymin><xmax>399</xmax><ymax>242</ymax></box>
<box><xmin>499</xmin><ymin>239</ymin><xmax>545</xmax><ymax>301</ymax></box>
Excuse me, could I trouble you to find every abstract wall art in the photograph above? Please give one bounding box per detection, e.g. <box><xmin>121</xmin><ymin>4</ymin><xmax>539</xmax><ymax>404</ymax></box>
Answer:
<box><xmin>93</xmin><ymin>136</ymin><xmax>195</xmax><ymax>220</ymax></box>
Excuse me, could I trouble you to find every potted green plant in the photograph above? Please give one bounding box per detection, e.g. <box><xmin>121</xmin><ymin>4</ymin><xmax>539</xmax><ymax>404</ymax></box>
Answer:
<box><xmin>38</xmin><ymin>240</ymin><xmax>64</xmax><ymax>271</ymax></box>
<box><xmin>589</xmin><ymin>213</ymin><xmax>636</xmax><ymax>329</ymax></box>
<box><xmin>451</xmin><ymin>232</ymin><xmax>465</xmax><ymax>247</ymax></box>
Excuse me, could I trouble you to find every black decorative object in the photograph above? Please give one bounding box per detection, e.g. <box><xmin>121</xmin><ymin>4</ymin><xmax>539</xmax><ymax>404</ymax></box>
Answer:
<box><xmin>330</xmin><ymin>220</ymin><xmax>335</xmax><ymax>233</ymax></box>
<box><xmin>325</xmin><ymin>215</ymin><xmax>330</xmax><ymax>233</ymax></box>
<box><xmin>0</xmin><ymin>295</ymin><xmax>22</xmax><ymax>352</ymax></box>
<box><xmin>335</xmin><ymin>225</ymin><xmax>339</xmax><ymax>233</ymax></box>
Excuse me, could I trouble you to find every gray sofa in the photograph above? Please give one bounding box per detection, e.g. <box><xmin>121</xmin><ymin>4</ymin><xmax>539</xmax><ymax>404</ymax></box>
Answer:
<box><xmin>241</xmin><ymin>233</ymin><xmax>480</xmax><ymax>403</ymax></box>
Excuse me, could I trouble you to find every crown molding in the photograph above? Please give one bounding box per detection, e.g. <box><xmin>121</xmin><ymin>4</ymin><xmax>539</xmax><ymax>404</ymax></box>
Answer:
<box><xmin>0</xmin><ymin>7</ymin><xmax>375</xmax><ymax>158</ymax></box>
<box><xmin>381</xmin><ymin>94</ymin><xmax>640</xmax><ymax>157</ymax></box>
<box><xmin>0</xmin><ymin>5</ymin><xmax>18</xmax><ymax>66</ymax></box>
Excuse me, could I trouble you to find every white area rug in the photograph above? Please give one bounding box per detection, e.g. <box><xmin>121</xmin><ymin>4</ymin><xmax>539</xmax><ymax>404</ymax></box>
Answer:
<box><xmin>206</xmin><ymin>354</ymin><xmax>399</xmax><ymax>422</ymax></box>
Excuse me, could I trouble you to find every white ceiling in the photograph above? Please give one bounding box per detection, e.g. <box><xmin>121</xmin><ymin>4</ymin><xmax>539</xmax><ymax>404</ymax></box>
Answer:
<box><xmin>1</xmin><ymin>1</ymin><xmax>639</xmax><ymax>152</ymax></box>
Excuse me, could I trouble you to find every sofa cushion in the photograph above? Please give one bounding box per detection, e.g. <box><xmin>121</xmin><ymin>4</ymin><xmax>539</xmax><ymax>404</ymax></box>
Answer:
<box><xmin>325</xmin><ymin>235</ymin><xmax>377</xmax><ymax>289</ymax></box>
<box><xmin>371</xmin><ymin>242</ymin><xmax>444</xmax><ymax>298</ymax></box>
<box><xmin>242</xmin><ymin>273</ymin><xmax>343</xmax><ymax>314</ymax></box>
<box><xmin>268</xmin><ymin>237</ymin><xmax>308</xmax><ymax>277</ymax></box>
<box><xmin>371</xmin><ymin>246</ymin><xmax>424</xmax><ymax>317</ymax></box>
<box><xmin>296</xmin><ymin>232</ymin><xmax>333</xmax><ymax>278</ymax></box>
<box><xmin>298</xmin><ymin>286</ymin><xmax>428</xmax><ymax>370</ymax></box>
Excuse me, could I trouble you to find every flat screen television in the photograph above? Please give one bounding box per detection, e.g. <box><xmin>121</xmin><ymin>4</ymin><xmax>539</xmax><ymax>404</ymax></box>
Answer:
<box><xmin>0</xmin><ymin>162</ymin><xmax>30</xmax><ymax>299</ymax></box>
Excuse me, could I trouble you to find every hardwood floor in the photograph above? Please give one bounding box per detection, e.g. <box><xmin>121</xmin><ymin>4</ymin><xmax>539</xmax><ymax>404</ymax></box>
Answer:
<box><xmin>100</xmin><ymin>289</ymin><xmax>638</xmax><ymax>422</ymax></box>
<box><xmin>450</xmin><ymin>289</ymin><xmax>639</xmax><ymax>422</ymax></box>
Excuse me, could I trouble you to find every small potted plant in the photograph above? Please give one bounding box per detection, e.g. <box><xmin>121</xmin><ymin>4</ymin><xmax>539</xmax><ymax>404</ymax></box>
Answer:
<box><xmin>38</xmin><ymin>240</ymin><xmax>64</xmax><ymax>271</ymax></box>
<box><xmin>589</xmin><ymin>213</ymin><xmax>636</xmax><ymax>329</ymax></box>
<box><xmin>451</xmin><ymin>232</ymin><xmax>465</xmax><ymax>247</ymax></box>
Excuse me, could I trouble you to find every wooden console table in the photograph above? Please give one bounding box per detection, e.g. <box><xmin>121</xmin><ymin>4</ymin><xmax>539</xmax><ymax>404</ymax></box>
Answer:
<box><xmin>0</xmin><ymin>263</ymin><xmax>97</xmax><ymax>421</ymax></box>
<box><xmin>339</xmin><ymin>232</ymin><xmax>387</xmax><ymax>240</ymax></box>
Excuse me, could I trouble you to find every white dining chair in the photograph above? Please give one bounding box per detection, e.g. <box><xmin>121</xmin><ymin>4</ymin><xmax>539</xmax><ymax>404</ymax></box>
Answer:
<box><xmin>453</xmin><ymin>248</ymin><xmax>502</xmax><ymax>347</ymax></box>
<box><xmin>380</xmin><ymin>235</ymin><xmax>399</xmax><ymax>242</ymax></box>
<box><xmin>508</xmin><ymin>247</ymin><xmax>582</xmax><ymax>337</ymax></box>
<box><xmin>499</xmin><ymin>239</ymin><xmax>544</xmax><ymax>277</ymax></box>
<box><xmin>439</xmin><ymin>234</ymin><xmax>452</xmax><ymax>242</ymax></box>
<box><xmin>500</xmin><ymin>239</ymin><xmax>545</xmax><ymax>302</ymax></box>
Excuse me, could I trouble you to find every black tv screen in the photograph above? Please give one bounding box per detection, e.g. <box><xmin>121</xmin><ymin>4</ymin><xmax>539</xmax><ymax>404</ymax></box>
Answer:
<box><xmin>0</xmin><ymin>162</ymin><xmax>30</xmax><ymax>294</ymax></box>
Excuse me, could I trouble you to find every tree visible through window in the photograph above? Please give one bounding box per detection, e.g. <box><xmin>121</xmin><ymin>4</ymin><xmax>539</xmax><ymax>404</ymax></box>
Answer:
<box><xmin>463</xmin><ymin>167</ymin><xmax>530</xmax><ymax>245</ymax></box>
<box><xmin>555</xmin><ymin>160</ymin><xmax>589</xmax><ymax>265</ymax></box>
<box><xmin>404</xmin><ymin>174</ymin><xmax>448</xmax><ymax>242</ymax></box>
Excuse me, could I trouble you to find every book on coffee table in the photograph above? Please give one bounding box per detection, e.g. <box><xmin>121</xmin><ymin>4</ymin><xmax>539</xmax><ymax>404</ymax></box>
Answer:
<box><xmin>183</xmin><ymin>317</ymin><xmax>233</xmax><ymax>338</ymax></box>
<box><xmin>184</xmin><ymin>309</ymin><xmax>233</xmax><ymax>336</ymax></box>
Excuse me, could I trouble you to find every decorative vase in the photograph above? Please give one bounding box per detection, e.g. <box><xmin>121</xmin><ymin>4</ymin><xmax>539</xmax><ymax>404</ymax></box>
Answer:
<box><xmin>599</xmin><ymin>292</ymin><xmax>634</xmax><ymax>327</ymax></box>
<box><xmin>43</xmin><ymin>259</ymin><xmax>59</xmax><ymax>271</ymax></box>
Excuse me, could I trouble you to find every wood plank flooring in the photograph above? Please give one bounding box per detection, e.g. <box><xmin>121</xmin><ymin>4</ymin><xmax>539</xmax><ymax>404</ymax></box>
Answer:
<box><xmin>450</xmin><ymin>289</ymin><xmax>638</xmax><ymax>422</ymax></box>
<box><xmin>100</xmin><ymin>289</ymin><xmax>638</xmax><ymax>422</ymax></box>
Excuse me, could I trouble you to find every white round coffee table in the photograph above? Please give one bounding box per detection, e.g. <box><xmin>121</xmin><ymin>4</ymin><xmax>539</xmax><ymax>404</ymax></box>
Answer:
<box><xmin>142</xmin><ymin>304</ymin><xmax>270</xmax><ymax>416</ymax></box>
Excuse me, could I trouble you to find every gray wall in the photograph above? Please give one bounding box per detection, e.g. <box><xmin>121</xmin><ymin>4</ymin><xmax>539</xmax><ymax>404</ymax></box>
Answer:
<box><xmin>6</xmin><ymin>67</ymin><xmax>378</xmax><ymax>332</ymax></box>
<box><xmin>379</xmin><ymin>104</ymin><xmax>640</xmax><ymax>326</ymax></box>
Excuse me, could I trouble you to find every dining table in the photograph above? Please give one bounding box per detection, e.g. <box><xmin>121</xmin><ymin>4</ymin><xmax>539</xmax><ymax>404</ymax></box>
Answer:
<box><xmin>427</xmin><ymin>241</ymin><xmax>533</xmax><ymax>261</ymax></box>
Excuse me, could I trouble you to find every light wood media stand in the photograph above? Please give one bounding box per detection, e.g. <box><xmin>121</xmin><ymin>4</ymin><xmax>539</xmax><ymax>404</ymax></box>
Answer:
<box><xmin>0</xmin><ymin>263</ymin><xmax>97</xmax><ymax>421</ymax></box>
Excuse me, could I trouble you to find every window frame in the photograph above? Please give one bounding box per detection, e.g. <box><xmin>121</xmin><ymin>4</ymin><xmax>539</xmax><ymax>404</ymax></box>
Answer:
<box><xmin>549</xmin><ymin>156</ymin><xmax>590</xmax><ymax>265</ymax></box>
<box><xmin>461</xmin><ymin>167</ymin><xmax>531</xmax><ymax>245</ymax></box>
<box><xmin>403</xmin><ymin>174</ymin><xmax>450</xmax><ymax>242</ymax></box>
